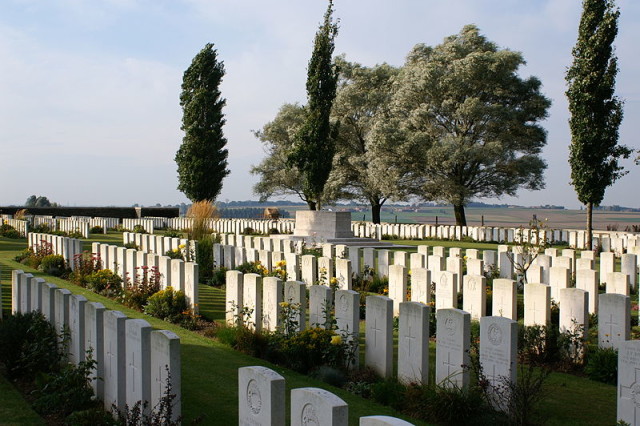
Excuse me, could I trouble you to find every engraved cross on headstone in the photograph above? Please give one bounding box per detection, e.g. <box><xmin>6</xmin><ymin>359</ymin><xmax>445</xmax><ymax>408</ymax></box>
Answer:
<box><xmin>129</xmin><ymin>351</ymin><xmax>137</xmax><ymax>393</ymax></box>
<box><xmin>619</xmin><ymin>367</ymin><xmax>640</xmax><ymax>425</ymax></box>
<box><xmin>443</xmin><ymin>351</ymin><xmax>458</xmax><ymax>379</ymax></box>
<box><xmin>405</xmin><ymin>323</ymin><xmax>417</xmax><ymax>357</ymax></box>
<box><xmin>371</xmin><ymin>316</ymin><xmax>383</xmax><ymax>348</ymax></box>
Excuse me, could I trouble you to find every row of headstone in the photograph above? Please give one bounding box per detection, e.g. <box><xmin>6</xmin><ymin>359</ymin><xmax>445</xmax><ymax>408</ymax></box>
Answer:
<box><xmin>122</xmin><ymin>232</ymin><xmax>195</xmax><ymax>259</ymax></box>
<box><xmin>28</xmin><ymin>232</ymin><xmax>83</xmax><ymax>271</ymax></box>
<box><xmin>11</xmin><ymin>270</ymin><xmax>181</xmax><ymax>421</ymax></box>
<box><xmin>226</xmin><ymin>272</ymin><xmax>359</xmax><ymax>337</ymax></box>
<box><xmin>122</xmin><ymin>218</ymin><xmax>155</xmax><ymax>234</ymax></box>
<box><xmin>350</xmin><ymin>221</ymin><xmax>639</xmax><ymax>250</ymax></box>
<box><xmin>56</xmin><ymin>218</ymin><xmax>90</xmax><ymax>238</ymax></box>
<box><xmin>3</xmin><ymin>218</ymin><xmax>29</xmax><ymax>236</ymax></box>
<box><xmin>90</xmin><ymin>242</ymin><xmax>199</xmax><ymax>311</ymax></box>
<box><xmin>239</xmin><ymin>366</ymin><xmax>414</xmax><ymax>425</ymax></box>
<box><xmin>166</xmin><ymin>217</ymin><xmax>295</xmax><ymax>235</ymax></box>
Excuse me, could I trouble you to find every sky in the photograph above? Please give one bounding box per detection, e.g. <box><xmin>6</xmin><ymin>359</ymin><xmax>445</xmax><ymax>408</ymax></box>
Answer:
<box><xmin>0</xmin><ymin>0</ymin><xmax>638</xmax><ymax>209</ymax></box>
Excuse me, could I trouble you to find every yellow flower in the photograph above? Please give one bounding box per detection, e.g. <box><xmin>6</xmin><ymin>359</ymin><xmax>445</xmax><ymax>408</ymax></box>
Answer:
<box><xmin>330</xmin><ymin>277</ymin><xmax>338</xmax><ymax>285</ymax></box>
<box><xmin>331</xmin><ymin>335</ymin><xmax>342</xmax><ymax>345</ymax></box>
<box><xmin>173</xmin><ymin>248</ymin><xmax>179</xmax><ymax>253</ymax></box>
<box><xmin>279</xmin><ymin>301</ymin><xmax>290</xmax><ymax>308</ymax></box>
<box><xmin>179</xmin><ymin>243</ymin><xmax>186</xmax><ymax>249</ymax></box>
<box><xmin>276</xmin><ymin>260</ymin><xmax>286</xmax><ymax>268</ymax></box>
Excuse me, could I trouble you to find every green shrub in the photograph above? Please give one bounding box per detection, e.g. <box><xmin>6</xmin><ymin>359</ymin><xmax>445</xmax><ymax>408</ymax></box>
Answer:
<box><xmin>120</xmin><ymin>266</ymin><xmax>162</xmax><ymax>311</ymax></box>
<box><xmin>89</xmin><ymin>226</ymin><xmax>104</xmax><ymax>234</ymax></box>
<box><xmin>0</xmin><ymin>223</ymin><xmax>21</xmax><ymax>238</ymax></box>
<box><xmin>64</xmin><ymin>407</ymin><xmax>118</xmax><ymax>425</ymax></box>
<box><xmin>371</xmin><ymin>379</ymin><xmax>406</xmax><ymax>410</ymax></box>
<box><xmin>32</xmin><ymin>355</ymin><xmax>97</xmax><ymax>418</ymax></box>
<box><xmin>69</xmin><ymin>252</ymin><xmax>102</xmax><ymax>287</ymax></box>
<box><xmin>165</xmin><ymin>248</ymin><xmax>183</xmax><ymax>260</ymax></box>
<box><xmin>0</xmin><ymin>311</ymin><xmax>63</xmax><ymax>380</ymax></box>
<box><xmin>124</xmin><ymin>242</ymin><xmax>139</xmax><ymax>250</ymax></box>
<box><xmin>403</xmin><ymin>382</ymin><xmax>492</xmax><ymax>424</ymax></box>
<box><xmin>197</xmin><ymin>234</ymin><xmax>214</xmax><ymax>283</ymax></box>
<box><xmin>209</xmin><ymin>267</ymin><xmax>228</xmax><ymax>287</ymax></box>
<box><xmin>85</xmin><ymin>269</ymin><xmax>123</xmax><ymax>297</ymax></box>
<box><xmin>39</xmin><ymin>254</ymin><xmax>68</xmax><ymax>277</ymax></box>
<box><xmin>145</xmin><ymin>287</ymin><xmax>189</xmax><ymax>323</ymax></box>
<box><xmin>164</xmin><ymin>229</ymin><xmax>183</xmax><ymax>238</ymax></box>
<box><xmin>133</xmin><ymin>224</ymin><xmax>147</xmax><ymax>234</ymax></box>
<box><xmin>585</xmin><ymin>346</ymin><xmax>618</xmax><ymax>385</ymax></box>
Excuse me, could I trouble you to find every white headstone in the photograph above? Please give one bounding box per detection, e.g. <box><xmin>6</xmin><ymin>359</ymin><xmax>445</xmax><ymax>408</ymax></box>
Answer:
<box><xmin>576</xmin><ymin>269</ymin><xmax>599</xmax><ymax>314</ymax></box>
<box><xmin>103</xmin><ymin>310</ymin><xmax>127</xmax><ymax>412</ymax></box>
<box><xmin>262</xmin><ymin>277</ymin><xmax>283</xmax><ymax>332</ymax></box>
<box><xmin>480</xmin><ymin>316</ymin><xmax>518</xmax><ymax>391</ymax></box>
<box><xmin>462</xmin><ymin>275</ymin><xmax>486</xmax><ymax>320</ymax></box>
<box><xmin>435</xmin><ymin>271</ymin><xmax>457</xmax><ymax>311</ymax></box>
<box><xmin>290</xmin><ymin>387</ymin><xmax>348</xmax><ymax>426</ymax></box>
<box><xmin>365</xmin><ymin>295</ymin><xmax>393</xmax><ymax>378</ymax></box>
<box><xmin>284</xmin><ymin>281</ymin><xmax>306</xmax><ymax>331</ymax></box>
<box><xmin>559</xmin><ymin>288</ymin><xmax>589</xmax><ymax>338</ymax></box>
<box><xmin>388</xmin><ymin>264</ymin><xmax>407</xmax><ymax>316</ymax></box>
<box><xmin>84</xmin><ymin>302</ymin><xmax>105</xmax><ymax>399</ymax></box>
<box><xmin>301</xmin><ymin>255</ymin><xmax>317</xmax><ymax>286</ymax></box>
<box><xmin>398</xmin><ymin>301</ymin><xmax>430</xmax><ymax>385</ymax></box>
<box><xmin>360</xmin><ymin>416</ymin><xmax>414</xmax><ymax>426</ymax></box>
<box><xmin>523</xmin><ymin>283</ymin><xmax>550</xmax><ymax>326</ymax></box>
<box><xmin>150</xmin><ymin>330</ymin><xmax>181</xmax><ymax>422</ymax></box>
<box><xmin>599</xmin><ymin>293</ymin><xmax>630</xmax><ymax>350</ymax></box>
<box><xmin>616</xmin><ymin>340</ymin><xmax>640</xmax><ymax>425</ymax></box>
<box><xmin>239</xmin><ymin>366</ymin><xmax>285</xmax><ymax>426</ymax></box>
<box><xmin>410</xmin><ymin>268</ymin><xmax>431</xmax><ymax>305</ymax></box>
<box><xmin>68</xmin><ymin>294</ymin><xmax>87</xmax><ymax>365</ymax></box>
<box><xmin>607</xmin><ymin>272</ymin><xmax>630</xmax><ymax>296</ymax></box>
<box><xmin>492</xmin><ymin>279</ymin><xmax>517</xmax><ymax>320</ymax></box>
<box><xmin>243</xmin><ymin>273</ymin><xmax>263</xmax><ymax>331</ymax></box>
<box><xmin>309</xmin><ymin>285</ymin><xmax>332</xmax><ymax>329</ymax></box>
<box><xmin>125</xmin><ymin>319</ymin><xmax>152</xmax><ymax>412</ymax></box>
<box><xmin>435</xmin><ymin>308</ymin><xmax>470</xmax><ymax>389</ymax></box>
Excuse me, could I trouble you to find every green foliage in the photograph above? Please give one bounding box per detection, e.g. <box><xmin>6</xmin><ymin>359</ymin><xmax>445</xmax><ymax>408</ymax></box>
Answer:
<box><xmin>175</xmin><ymin>43</ymin><xmax>230</xmax><ymax>202</ymax></box>
<box><xmin>69</xmin><ymin>251</ymin><xmax>103</xmax><ymax>287</ymax></box>
<box><xmin>0</xmin><ymin>223</ymin><xmax>22</xmax><ymax>239</ymax></box>
<box><xmin>0</xmin><ymin>311</ymin><xmax>63</xmax><ymax>380</ymax></box>
<box><xmin>566</xmin><ymin>0</ymin><xmax>629</xmax><ymax>207</ymax></box>
<box><xmin>144</xmin><ymin>287</ymin><xmax>190</xmax><ymax>323</ymax></box>
<box><xmin>332</xmin><ymin>58</ymin><xmax>403</xmax><ymax>223</ymax></box>
<box><xmin>208</xmin><ymin>266</ymin><xmax>228</xmax><ymax>287</ymax></box>
<box><xmin>196</xmin><ymin>234</ymin><xmax>214</xmax><ymax>283</ymax></box>
<box><xmin>84</xmin><ymin>269</ymin><xmax>123</xmax><ymax>297</ymax></box>
<box><xmin>403</xmin><ymin>382</ymin><xmax>492</xmax><ymax>424</ymax></box>
<box><xmin>90</xmin><ymin>226</ymin><xmax>104</xmax><ymax>234</ymax></box>
<box><xmin>39</xmin><ymin>254</ymin><xmax>68</xmax><ymax>277</ymax></box>
<box><xmin>124</xmin><ymin>242</ymin><xmax>139</xmax><ymax>250</ymax></box>
<box><xmin>585</xmin><ymin>346</ymin><xmax>618</xmax><ymax>385</ymax></box>
<box><xmin>112</xmin><ymin>368</ymin><xmax>181</xmax><ymax>425</ymax></box>
<box><xmin>566</xmin><ymin>0</ymin><xmax>630</xmax><ymax>247</ymax></box>
<box><xmin>371</xmin><ymin>379</ymin><xmax>406</xmax><ymax>410</ymax></box>
<box><xmin>25</xmin><ymin>195</ymin><xmax>53</xmax><ymax>207</ymax></box>
<box><xmin>390</xmin><ymin>25</ymin><xmax>550</xmax><ymax>225</ymax></box>
<box><xmin>32</xmin><ymin>354</ymin><xmax>97</xmax><ymax>417</ymax></box>
<box><xmin>287</xmin><ymin>1</ymin><xmax>339</xmax><ymax>209</ymax></box>
<box><xmin>120</xmin><ymin>267</ymin><xmax>162</xmax><ymax>311</ymax></box>
<box><xmin>163</xmin><ymin>229</ymin><xmax>183</xmax><ymax>238</ymax></box>
<box><xmin>132</xmin><ymin>224</ymin><xmax>147</xmax><ymax>234</ymax></box>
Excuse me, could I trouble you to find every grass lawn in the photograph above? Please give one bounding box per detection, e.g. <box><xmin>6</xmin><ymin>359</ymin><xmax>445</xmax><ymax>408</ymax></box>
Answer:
<box><xmin>0</xmin><ymin>374</ymin><xmax>44</xmax><ymax>425</ymax></box>
<box><xmin>0</xmin><ymin>234</ymin><xmax>620</xmax><ymax>424</ymax></box>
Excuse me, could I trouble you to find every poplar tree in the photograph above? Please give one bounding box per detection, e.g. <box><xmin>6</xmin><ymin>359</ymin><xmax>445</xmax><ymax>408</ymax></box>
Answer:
<box><xmin>287</xmin><ymin>0</ymin><xmax>339</xmax><ymax>210</ymax></box>
<box><xmin>175</xmin><ymin>43</ymin><xmax>230</xmax><ymax>202</ymax></box>
<box><xmin>566</xmin><ymin>0</ymin><xmax>630</xmax><ymax>248</ymax></box>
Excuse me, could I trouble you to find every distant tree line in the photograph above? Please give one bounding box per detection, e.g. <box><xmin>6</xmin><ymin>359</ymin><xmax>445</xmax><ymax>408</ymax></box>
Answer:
<box><xmin>218</xmin><ymin>208</ymin><xmax>290</xmax><ymax>219</ymax></box>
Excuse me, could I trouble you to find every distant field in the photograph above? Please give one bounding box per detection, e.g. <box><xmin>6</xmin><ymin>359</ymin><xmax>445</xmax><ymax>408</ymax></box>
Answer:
<box><xmin>271</xmin><ymin>205</ymin><xmax>640</xmax><ymax>231</ymax></box>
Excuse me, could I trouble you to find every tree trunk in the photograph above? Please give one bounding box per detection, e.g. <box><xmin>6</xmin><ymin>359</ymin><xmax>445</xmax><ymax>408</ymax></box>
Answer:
<box><xmin>307</xmin><ymin>200</ymin><xmax>317</xmax><ymax>210</ymax></box>
<box><xmin>453</xmin><ymin>203</ymin><xmax>467</xmax><ymax>226</ymax></box>
<box><xmin>371</xmin><ymin>201</ymin><xmax>382</xmax><ymax>224</ymax></box>
<box><xmin>586</xmin><ymin>201</ymin><xmax>593</xmax><ymax>250</ymax></box>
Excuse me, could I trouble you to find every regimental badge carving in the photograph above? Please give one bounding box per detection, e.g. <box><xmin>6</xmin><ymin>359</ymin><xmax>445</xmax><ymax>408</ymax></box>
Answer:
<box><xmin>468</xmin><ymin>278</ymin><xmax>476</xmax><ymax>292</ymax></box>
<box><xmin>440</xmin><ymin>273</ymin><xmax>448</xmax><ymax>286</ymax></box>
<box><xmin>632</xmin><ymin>383</ymin><xmax>640</xmax><ymax>407</ymax></box>
<box><xmin>444</xmin><ymin>314</ymin><xmax>457</xmax><ymax>336</ymax></box>
<box><xmin>339</xmin><ymin>294</ymin><xmax>348</xmax><ymax>313</ymax></box>
<box><xmin>287</xmin><ymin>285</ymin><xmax>296</xmax><ymax>302</ymax></box>
<box><xmin>488</xmin><ymin>323</ymin><xmax>503</xmax><ymax>346</ymax></box>
<box><xmin>301</xmin><ymin>403</ymin><xmax>319</xmax><ymax>425</ymax></box>
<box><xmin>246</xmin><ymin>379</ymin><xmax>261</xmax><ymax>415</ymax></box>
